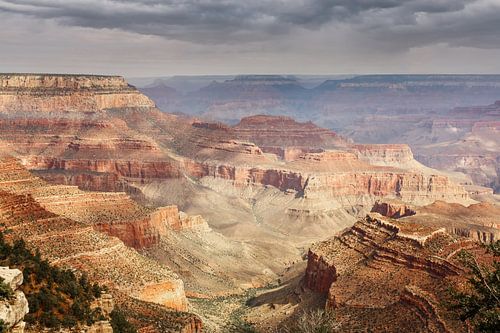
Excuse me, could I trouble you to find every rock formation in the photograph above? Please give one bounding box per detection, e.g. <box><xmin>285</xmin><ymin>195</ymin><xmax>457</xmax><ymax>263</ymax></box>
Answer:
<box><xmin>346</xmin><ymin>99</ymin><xmax>500</xmax><ymax>194</ymax></box>
<box><xmin>233</xmin><ymin>115</ymin><xmax>348</xmax><ymax>157</ymax></box>
<box><xmin>0</xmin><ymin>74</ymin><xmax>154</xmax><ymax>113</ymax></box>
<box><xmin>304</xmin><ymin>214</ymin><xmax>481</xmax><ymax>332</ymax></box>
<box><xmin>350</xmin><ymin>144</ymin><xmax>414</xmax><ymax>166</ymax></box>
<box><xmin>371</xmin><ymin>200</ymin><xmax>416</xmax><ymax>218</ymax></box>
<box><xmin>0</xmin><ymin>267</ymin><xmax>29</xmax><ymax>333</ymax></box>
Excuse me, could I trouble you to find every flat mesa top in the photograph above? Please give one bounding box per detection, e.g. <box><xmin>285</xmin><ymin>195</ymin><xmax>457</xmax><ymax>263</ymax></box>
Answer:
<box><xmin>0</xmin><ymin>74</ymin><xmax>130</xmax><ymax>90</ymax></box>
<box><xmin>0</xmin><ymin>73</ymin><xmax>122</xmax><ymax>78</ymax></box>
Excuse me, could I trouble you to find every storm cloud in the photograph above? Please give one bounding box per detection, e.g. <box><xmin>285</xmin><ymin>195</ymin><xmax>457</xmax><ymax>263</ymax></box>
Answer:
<box><xmin>0</xmin><ymin>0</ymin><xmax>499</xmax><ymax>75</ymax></box>
<box><xmin>0</xmin><ymin>0</ymin><xmax>498</xmax><ymax>47</ymax></box>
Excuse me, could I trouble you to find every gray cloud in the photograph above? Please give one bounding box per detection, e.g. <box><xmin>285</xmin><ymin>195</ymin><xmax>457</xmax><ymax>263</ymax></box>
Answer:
<box><xmin>0</xmin><ymin>0</ymin><xmax>497</xmax><ymax>49</ymax></box>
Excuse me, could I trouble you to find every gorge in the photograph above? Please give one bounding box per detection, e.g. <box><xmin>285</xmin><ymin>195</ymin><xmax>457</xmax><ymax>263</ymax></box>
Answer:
<box><xmin>0</xmin><ymin>73</ymin><xmax>497</xmax><ymax>332</ymax></box>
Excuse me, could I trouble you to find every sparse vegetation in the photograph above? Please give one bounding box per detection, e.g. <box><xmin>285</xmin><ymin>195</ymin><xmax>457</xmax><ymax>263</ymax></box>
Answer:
<box><xmin>0</xmin><ymin>231</ymin><xmax>136</xmax><ymax>331</ymax></box>
<box><xmin>449</xmin><ymin>240</ymin><xmax>500</xmax><ymax>332</ymax></box>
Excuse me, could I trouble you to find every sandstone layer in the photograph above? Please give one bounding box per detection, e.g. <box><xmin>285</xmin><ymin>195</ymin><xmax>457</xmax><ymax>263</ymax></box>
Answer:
<box><xmin>0</xmin><ymin>74</ymin><xmax>154</xmax><ymax>113</ymax></box>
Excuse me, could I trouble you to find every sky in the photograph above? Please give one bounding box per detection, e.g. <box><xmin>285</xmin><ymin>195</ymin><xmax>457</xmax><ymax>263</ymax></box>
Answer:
<box><xmin>1</xmin><ymin>0</ymin><xmax>500</xmax><ymax>77</ymax></box>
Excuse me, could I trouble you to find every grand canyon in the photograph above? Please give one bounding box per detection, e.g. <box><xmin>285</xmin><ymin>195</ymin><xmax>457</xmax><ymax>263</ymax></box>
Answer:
<box><xmin>0</xmin><ymin>72</ymin><xmax>497</xmax><ymax>332</ymax></box>
<box><xmin>3</xmin><ymin>1</ymin><xmax>500</xmax><ymax>331</ymax></box>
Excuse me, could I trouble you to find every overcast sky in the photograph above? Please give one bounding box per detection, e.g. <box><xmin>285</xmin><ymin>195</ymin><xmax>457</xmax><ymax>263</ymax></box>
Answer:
<box><xmin>1</xmin><ymin>0</ymin><xmax>500</xmax><ymax>76</ymax></box>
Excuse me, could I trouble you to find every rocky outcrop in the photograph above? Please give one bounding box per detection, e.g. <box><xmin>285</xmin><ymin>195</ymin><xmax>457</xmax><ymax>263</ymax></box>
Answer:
<box><xmin>303</xmin><ymin>215</ymin><xmax>481</xmax><ymax>332</ymax></box>
<box><xmin>399</xmin><ymin>201</ymin><xmax>500</xmax><ymax>244</ymax></box>
<box><xmin>94</xmin><ymin>216</ymin><xmax>164</xmax><ymax>249</ymax></box>
<box><xmin>138</xmin><ymin>280</ymin><xmax>188</xmax><ymax>311</ymax></box>
<box><xmin>94</xmin><ymin>205</ymin><xmax>211</xmax><ymax>248</ymax></box>
<box><xmin>350</xmin><ymin>144</ymin><xmax>414</xmax><ymax>166</ymax></box>
<box><xmin>233</xmin><ymin>115</ymin><xmax>347</xmax><ymax>153</ymax></box>
<box><xmin>0</xmin><ymin>267</ymin><xmax>29</xmax><ymax>333</ymax></box>
<box><xmin>303</xmin><ymin>250</ymin><xmax>336</xmax><ymax>293</ymax></box>
<box><xmin>305</xmin><ymin>214</ymin><xmax>463</xmax><ymax>291</ymax></box>
<box><xmin>175</xmin><ymin>210</ymin><xmax>211</xmax><ymax>232</ymax></box>
<box><xmin>371</xmin><ymin>200</ymin><xmax>416</xmax><ymax>218</ymax></box>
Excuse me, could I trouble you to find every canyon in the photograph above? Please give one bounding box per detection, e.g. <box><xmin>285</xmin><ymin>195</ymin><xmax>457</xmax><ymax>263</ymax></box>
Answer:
<box><xmin>139</xmin><ymin>74</ymin><xmax>500</xmax><ymax>196</ymax></box>
<box><xmin>0</xmin><ymin>73</ymin><xmax>497</xmax><ymax>332</ymax></box>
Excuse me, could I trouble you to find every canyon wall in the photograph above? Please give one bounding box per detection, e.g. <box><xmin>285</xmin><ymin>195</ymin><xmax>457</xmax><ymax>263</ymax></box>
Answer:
<box><xmin>350</xmin><ymin>144</ymin><xmax>414</xmax><ymax>166</ymax></box>
<box><xmin>303</xmin><ymin>171</ymin><xmax>468</xmax><ymax>204</ymax></box>
<box><xmin>22</xmin><ymin>152</ymin><xmax>469</xmax><ymax>206</ymax></box>
<box><xmin>0</xmin><ymin>74</ymin><xmax>154</xmax><ymax>113</ymax></box>
<box><xmin>0</xmin><ymin>156</ymin><xmax>191</xmax><ymax>313</ymax></box>
<box><xmin>303</xmin><ymin>249</ymin><xmax>336</xmax><ymax>294</ymax></box>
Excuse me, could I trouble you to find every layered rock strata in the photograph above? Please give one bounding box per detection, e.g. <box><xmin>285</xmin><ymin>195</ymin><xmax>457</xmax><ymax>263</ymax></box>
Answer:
<box><xmin>0</xmin><ymin>74</ymin><xmax>470</xmax><ymax>209</ymax></box>
<box><xmin>371</xmin><ymin>200</ymin><xmax>416</xmax><ymax>218</ymax></box>
<box><xmin>0</xmin><ymin>156</ymin><xmax>190</xmax><ymax>313</ymax></box>
<box><xmin>0</xmin><ymin>156</ymin><xmax>205</xmax><ymax>249</ymax></box>
<box><xmin>304</xmin><ymin>214</ymin><xmax>477</xmax><ymax>332</ymax></box>
<box><xmin>350</xmin><ymin>144</ymin><xmax>414</xmax><ymax>166</ymax></box>
<box><xmin>233</xmin><ymin>115</ymin><xmax>348</xmax><ymax>151</ymax></box>
<box><xmin>0</xmin><ymin>74</ymin><xmax>154</xmax><ymax>113</ymax></box>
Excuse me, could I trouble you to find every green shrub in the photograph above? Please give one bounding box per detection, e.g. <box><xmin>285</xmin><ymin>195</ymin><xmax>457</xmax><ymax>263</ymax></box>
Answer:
<box><xmin>449</xmin><ymin>240</ymin><xmax>500</xmax><ymax>332</ymax></box>
<box><xmin>110</xmin><ymin>309</ymin><xmax>137</xmax><ymax>333</ymax></box>
<box><xmin>0</xmin><ymin>277</ymin><xmax>13</xmax><ymax>300</ymax></box>
<box><xmin>0</xmin><ymin>232</ymin><xmax>103</xmax><ymax>329</ymax></box>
